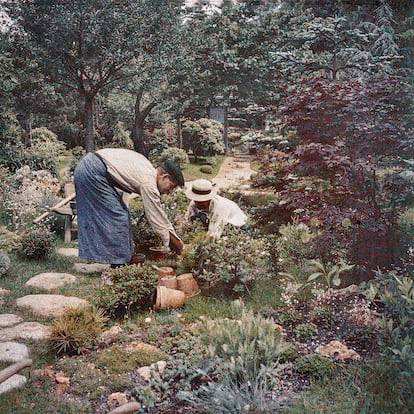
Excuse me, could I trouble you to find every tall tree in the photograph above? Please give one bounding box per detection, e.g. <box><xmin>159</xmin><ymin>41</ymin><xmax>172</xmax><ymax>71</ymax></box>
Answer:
<box><xmin>8</xmin><ymin>0</ymin><xmax>174</xmax><ymax>151</ymax></box>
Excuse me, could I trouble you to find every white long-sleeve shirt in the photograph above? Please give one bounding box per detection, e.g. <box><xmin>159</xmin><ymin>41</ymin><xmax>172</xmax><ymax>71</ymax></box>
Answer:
<box><xmin>96</xmin><ymin>148</ymin><xmax>179</xmax><ymax>247</ymax></box>
<box><xmin>187</xmin><ymin>194</ymin><xmax>247</xmax><ymax>238</ymax></box>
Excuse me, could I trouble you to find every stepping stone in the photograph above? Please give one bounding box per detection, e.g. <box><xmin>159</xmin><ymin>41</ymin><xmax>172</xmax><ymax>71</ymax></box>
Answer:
<box><xmin>16</xmin><ymin>294</ymin><xmax>88</xmax><ymax>318</ymax></box>
<box><xmin>74</xmin><ymin>262</ymin><xmax>110</xmax><ymax>274</ymax></box>
<box><xmin>25</xmin><ymin>273</ymin><xmax>77</xmax><ymax>291</ymax></box>
<box><xmin>0</xmin><ymin>322</ymin><xmax>50</xmax><ymax>341</ymax></box>
<box><xmin>0</xmin><ymin>342</ymin><xmax>29</xmax><ymax>362</ymax></box>
<box><xmin>0</xmin><ymin>375</ymin><xmax>27</xmax><ymax>394</ymax></box>
<box><xmin>56</xmin><ymin>247</ymin><xmax>78</xmax><ymax>257</ymax></box>
<box><xmin>0</xmin><ymin>314</ymin><xmax>23</xmax><ymax>328</ymax></box>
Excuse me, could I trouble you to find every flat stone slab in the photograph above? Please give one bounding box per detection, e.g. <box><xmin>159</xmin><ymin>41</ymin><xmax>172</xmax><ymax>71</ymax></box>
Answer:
<box><xmin>0</xmin><ymin>322</ymin><xmax>50</xmax><ymax>341</ymax></box>
<box><xmin>0</xmin><ymin>375</ymin><xmax>27</xmax><ymax>394</ymax></box>
<box><xmin>0</xmin><ymin>342</ymin><xmax>29</xmax><ymax>362</ymax></box>
<box><xmin>74</xmin><ymin>262</ymin><xmax>110</xmax><ymax>274</ymax></box>
<box><xmin>16</xmin><ymin>294</ymin><xmax>88</xmax><ymax>318</ymax></box>
<box><xmin>0</xmin><ymin>314</ymin><xmax>23</xmax><ymax>328</ymax></box>
<box><xmin>56</xmin><ymin>247</ymin><xmax>78</xmax><ymax>257</ymax></box>
<box><xmin>26</xmin><ymin>273</ymin><xmax>77</xmax><ymax>290</ymax></box>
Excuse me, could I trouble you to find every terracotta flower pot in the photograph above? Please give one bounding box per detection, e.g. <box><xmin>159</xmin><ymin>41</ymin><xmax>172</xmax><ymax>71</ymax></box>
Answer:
<box><xmin>159</xmin><ymin>275</ymin><xmax>178</xmax><ymax>290</ymax></box>
<box><xmin>154</xmin><ymin>286</ymin><xmax>186</xmax><ymax>311</ymax></box>
<box><xmin>177</xmin><ymin>273</ymin><xmax>200</xmax><ymax>297</ymax></box>
<box><xmin>155</xmin><ymin>266</ymin><xmax>175</xmax><ymax>279</ymax></box>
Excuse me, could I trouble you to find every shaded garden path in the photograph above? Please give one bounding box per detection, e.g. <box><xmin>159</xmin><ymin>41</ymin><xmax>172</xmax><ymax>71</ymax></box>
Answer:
<box><xmin>185</xmin><ymin>153</ymin><xmax>255</xmax><ymax>191</ymax></box>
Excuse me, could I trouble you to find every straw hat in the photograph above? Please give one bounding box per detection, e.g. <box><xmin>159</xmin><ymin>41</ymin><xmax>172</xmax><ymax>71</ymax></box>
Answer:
<box><xmin>185</xmin><ymin>179</ymin><xmax>216</xmax><ymax>201</ymax></box>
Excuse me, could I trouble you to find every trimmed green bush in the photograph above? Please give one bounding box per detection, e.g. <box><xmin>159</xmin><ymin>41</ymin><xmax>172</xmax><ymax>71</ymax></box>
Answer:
<box><xmin>20</xmin><ymin>226</ymin><xmax>54</xmax><ymax>259</ymax></box>
<box><xmin>296</xmin><ymin>354</ymin><xmax>333</xmax><ymax>379</ymax></box>
<box><xmin>96</xmin><ymin>264</ymin><xmax>158</xmax><ymax>317</ymax></box>
<box><xmin>199</xmin><ymin>165</ymin><xmax>213</xmax><ymax>174</ymax></box>
<box><xmin>159</xmin><ymin>147</ymin><xmax>189</xmax><ymax>167</ymax></box>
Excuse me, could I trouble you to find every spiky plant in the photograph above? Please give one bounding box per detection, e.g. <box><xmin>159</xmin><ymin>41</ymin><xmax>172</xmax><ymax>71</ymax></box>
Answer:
<box><xmin>48</xmin><ymin>306</ymin><xmax>107</xmax><ymax>355</ymax></box>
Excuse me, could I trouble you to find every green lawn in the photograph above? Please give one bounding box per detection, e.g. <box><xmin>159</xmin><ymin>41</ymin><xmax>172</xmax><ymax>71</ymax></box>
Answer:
<box><xmin>182</xmin><ymin>155</ymin><xmax>226</xmax><ymax>181</ymax></box>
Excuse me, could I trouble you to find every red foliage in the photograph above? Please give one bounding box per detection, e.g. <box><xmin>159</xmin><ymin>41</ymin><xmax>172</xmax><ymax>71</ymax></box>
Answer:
<box><xmin>281</xmin><ymin>76</ymin><xmax>412</xmax><ymax>158</ymax></box>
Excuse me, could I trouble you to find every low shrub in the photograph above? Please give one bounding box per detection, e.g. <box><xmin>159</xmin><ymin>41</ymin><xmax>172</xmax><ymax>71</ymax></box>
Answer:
<box><xmin>310</xmin><ymin>304</ymin><xmax>336</xmax><ymax>326</ymax></box>
<box><xmin>296</xmin><ymin>354</ymin><xmax>334</xmax><ymax>380</ymax></box>
<box><xmin>95</xmin><ymin>264</ymin><xmax>158</xmax><ymax>317</ymax></box>
<box><xmin>182</xmin><ymin>118</ymin><xmax>225</xmax><ymax>161</ymax></box>
<box><xmin>199</xmin><ymin>165</ymin><xmax>213</xmax><ymax>174</ymax></box>
<box><xmin>48</xmin><ymin>306</ymin><xmax>107</xmax><ymax>355</ymax></box>
<box><xmin>20</xmin><ymin>226</ymin><xmax>54</xmax><ymax>259</ymax></box>
<box><xmin>294</xmin><ymin>323</ymin><xmax>318</xmax><ymax>340</ymax></box>
<box><xmin>189</xmin><ymin>227</ymin><xmax>271</xmax><ymax>296</ymax></box>
<box><xmin>159</xmin><ymin>147</ymin><xmax>189</xmax><ymax>167</ymax></box>
<box><xmin>199</xmin><ymin>302</ymin><xmax>291</xmax><ymax>375</ymax></box>
<box><xmin>110</xmin><ymin>121</ymin><xmax>134</xmax><ymax>149</ymax></box>
<box><xmin>24</xmin><ymin>127</ymin><xmax>66</xmax><ymax>175</ymax></box>
<box><xmin>183</xmin><ymin>367</ymin><xmax>280</xmax><ymax>414</ymax></box>
<box><xmin>69</xmin><ymin>146</ymin><xmax>86</xmax><ymax>173</ymax></box>
<box><xmin>0</xmin><ymin>226</ymin><xmax>20</xmax><ymax>252</ymax></box>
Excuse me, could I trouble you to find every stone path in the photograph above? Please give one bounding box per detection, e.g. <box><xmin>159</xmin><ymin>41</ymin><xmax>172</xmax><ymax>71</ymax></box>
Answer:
<box><xmin>16</xmin><ymin>294</ymin><xmax>88</xmax><ymax>318</ymax></box>
<box><xmin>212</xmin><ymin>153</ymin><xmax>255</xmax><ymax>189</ymax></box>
<box><xmin>26</xmin><ymin>273</ymin><xmax>77</xmax><ymax>290</ymax></box>
<box><xmin>56</xmin><ymin>247</ymin><xmax>78</xmax><ymax>257</ymax></box>
<box><xmin>0</xmin><ymin>270</ymin><xmax>89</xmax><ymax>394</ymax></box>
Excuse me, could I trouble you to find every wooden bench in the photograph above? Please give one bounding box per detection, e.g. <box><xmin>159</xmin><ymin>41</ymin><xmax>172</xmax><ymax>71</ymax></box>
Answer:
<box><xmin>34</xmin><ymin>183</ymin><xmax>77</xmax><ymax>243</ymax></box>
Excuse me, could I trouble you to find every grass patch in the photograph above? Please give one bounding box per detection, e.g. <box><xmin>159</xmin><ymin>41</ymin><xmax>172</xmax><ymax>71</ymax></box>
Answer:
<box><xmin>0</xmin><ymin>252</ymin><xmax>79</xmax><ymax>316</ymax></box>
<box><xmin>0</xmin><ymin>372</ymin><xmax>91</xmax><ymax>414</ymax></box>
<box><xmin>286</xmin><ymin>359</ymin><xmax>414</xmax><ymax>414</ymax></box>
<box><xmin>180</xmin><ymin>295</ymin><xmax>245</xmax><ymax>323</ymax></box>
<box><xmin>182</xmin><ymin>155</ymin><xmax>226</xmax><ymax>181</ymax></box>
<box><xmin>94</xmin><ymin>345</ymin><xmax>167</xmax><ymax>374</ymax></box>
<box><xmin>57</xmin><ymin>357</ymin><xmax>132</xmax><ymax>401</ymax></box>
<box><xmin>249</xmin><ymin>278</ymin><xmax>283</xmax><ymax>313</ymax></box>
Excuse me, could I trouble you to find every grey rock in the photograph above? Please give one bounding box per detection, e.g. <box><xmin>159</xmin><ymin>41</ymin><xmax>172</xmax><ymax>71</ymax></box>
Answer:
<box><xmin>0</xmin><ymin>314</ymin><xmax>23</xmax><ymax>328</ymax></box>
<box><xmin>0</xmin><ymin>322</ymin><xmax>50</xmax><ymax>341</ymax></box>
<box><xmin>0</xmin><ymin>342</ymin><xmax>29</xmax><ymax>362</ymax></box>
<box><xmin>25</xmin><ymin>272</ymin><xmax>77</xmax><ymax>291</ymax></box>
<box><xmin>0</xmin><ymin>250</ymin><xmax>10</xmax><ymax>277</ymax></box>
<box><xmin>16</xmin><ymin>294</ymin><xmax>88</xmax><ymax>318</ymax></box>
<box><xmin>56</xmin><ymin>247</ymin><xmax>78</xmax><ymax>257</ymax></box>
<box><xmin>0</xmin><ymin>375</ymin><xmax>27</xmax><ymax>394</ymax></box>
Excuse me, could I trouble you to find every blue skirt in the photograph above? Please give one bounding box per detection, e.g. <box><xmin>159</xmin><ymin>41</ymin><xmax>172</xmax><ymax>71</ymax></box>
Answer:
<box><xmin>74</xmin><ymin>153</ymin><xmax>134</xmax><ymax>264</ymax></box>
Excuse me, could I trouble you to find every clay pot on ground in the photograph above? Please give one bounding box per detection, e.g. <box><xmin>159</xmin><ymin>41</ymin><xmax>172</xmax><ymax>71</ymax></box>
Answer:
<box><xmin>154</xmin><ymin>266</ymin><xmax>175</xmax><ymax>278</ymax></box>
<box><xmin>154</xmin><ymin>286</ymin><xmax>186</xmax><ymax>311</ymax></box>
<box><xmin>177</xmin><ymin>273</ymin><xmax>200</xmax><ymax>297</ymax></box>
<box><xmin>159</xmin><ymin>275</ymin><xmax>178</xmax><ymax>290</ymax></box>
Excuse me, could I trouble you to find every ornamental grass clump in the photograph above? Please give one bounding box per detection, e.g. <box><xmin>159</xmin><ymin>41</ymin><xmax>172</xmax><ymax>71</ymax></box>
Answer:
<box><xmin>199</xmin><ymin>302</ymin><xmax>291</xmax><ymax>376</ymax></box>
<box><xmin>96</xmin><ymin>264</ymin><xmax>158</xmax><ymax>317</ymax></box>
<box><xmin>48</xmin><ymin>306</ymin><xmax>107</xmax><ymax>355</ymax></box>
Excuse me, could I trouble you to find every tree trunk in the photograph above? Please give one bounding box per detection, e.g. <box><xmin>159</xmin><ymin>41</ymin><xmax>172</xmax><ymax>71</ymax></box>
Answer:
<box><xmin>176</xmin><ymin>113</ymin><xmax>182</xmax><ymax>149</ymax></box>
<box><xmin>18</xmin><ymin>112</ymin><xmax>32</xmax><ymax>148</ymax></box>
<box><xmin>84</xmin><ymin>94</ymin><xmax>95</xmax><ymax>152</ymax></box>
<box><xmin>130</xmin><ymin>89</ymin><xmax>156</xmax><ymax>155</ymax></box>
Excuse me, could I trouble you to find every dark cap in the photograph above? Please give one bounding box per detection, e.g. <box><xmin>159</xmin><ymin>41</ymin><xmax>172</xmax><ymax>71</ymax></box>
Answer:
<box><xmin>162</xmin><ymin>159</ymin><xmax>185</xmax><ymax>187</ymax></box>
